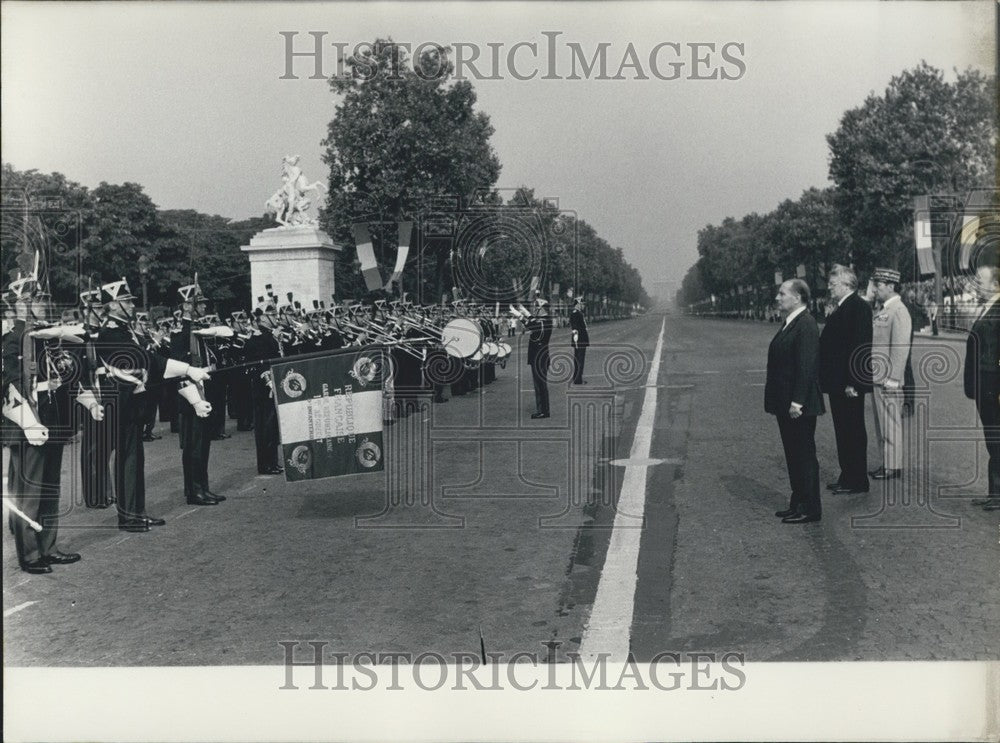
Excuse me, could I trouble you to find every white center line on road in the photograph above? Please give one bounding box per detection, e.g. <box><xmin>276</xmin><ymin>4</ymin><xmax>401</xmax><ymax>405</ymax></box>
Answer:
<box><xmin>102</xmin><ymin>535</ymin><xmax>131</xmax><ymax>550</ymax></box>
<box><xmin>746</xmin><ymin>369</ymin><xmax>767</xmax><ymax>373</ymax></box>
<box><xmin>172</xmin><ymin>507</ymin><xmax>201</xmax><ymax>521</ymax></box>
<box><xmin>578</xmin><ymin>318</ymin><xmax>666</xmax><ymax>663</ymax></box>
<box><xmin>745</xmin><ymin>382</ymin><xmax>766</xmax><ymax>387</ymax></box>
<box><xmin>4</xmin><ymin>601</ymin><xmax>38</xmax><ymax>618</ymax></box>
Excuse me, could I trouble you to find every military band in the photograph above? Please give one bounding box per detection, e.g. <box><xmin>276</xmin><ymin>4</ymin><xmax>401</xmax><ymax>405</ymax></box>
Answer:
<box><xmin>2</xmin><ymin>267</ymin><xmax>611</xmax><ymax>574</ymax></box>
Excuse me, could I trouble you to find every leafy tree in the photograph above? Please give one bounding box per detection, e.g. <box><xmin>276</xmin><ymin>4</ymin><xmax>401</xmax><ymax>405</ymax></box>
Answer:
<box><xmin>1</xmin><ymin>163</ymin><xmax>94</xmax><ymax>304</ymax></box>
<box><xmin>827</xmin><ymin>62</ymin><xmax>996</xmax><ymax>277</ymax></box>
<box><xmin>321</xmin><ymin>39</ymin><xmax>502</xmax><ymax>299</ymax></box>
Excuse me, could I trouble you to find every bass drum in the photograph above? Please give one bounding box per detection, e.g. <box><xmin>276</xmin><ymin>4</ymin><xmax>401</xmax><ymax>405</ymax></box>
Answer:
<box><xmin>441</xmin><ymin>318</ymin><xmax>482</xmax><ymax>359</ymax></box>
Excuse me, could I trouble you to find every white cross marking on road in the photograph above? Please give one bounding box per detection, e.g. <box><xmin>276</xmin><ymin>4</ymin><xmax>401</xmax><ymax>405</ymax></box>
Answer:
<box><xmin>578</xmin><ymin>317</ymin><xmax>665</xmax><ymax>662</ymax></box>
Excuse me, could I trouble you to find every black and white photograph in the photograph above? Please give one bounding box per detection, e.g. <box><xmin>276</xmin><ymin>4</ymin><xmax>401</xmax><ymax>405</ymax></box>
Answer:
<box><xmin>2</xmin><ymin>1</ymin><xmax>997</xmax><ymax>740</ymax></box>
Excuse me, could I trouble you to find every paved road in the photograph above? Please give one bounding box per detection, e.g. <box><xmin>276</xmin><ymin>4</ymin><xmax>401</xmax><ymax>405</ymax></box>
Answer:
<box><xmin>3</xmin><ymin>312</ymin><xmax>998</xmax><ymax>664</ymax></box>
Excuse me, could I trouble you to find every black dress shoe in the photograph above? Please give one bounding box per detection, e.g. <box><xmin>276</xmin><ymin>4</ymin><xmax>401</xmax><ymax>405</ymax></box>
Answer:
<box><xmin>118</xmin><ymin>520</ymin><xmax>151</xmax><ymax>532</ymax></box>
<box><xmin>530</xmin><ymin>412</ymin><xmax>550</xmax><ymax>419</ymax></box>
<box><xmin>871</xmin><ymin>468</ymin><xmax>901</xmax><ymax>480</ymax></box>
<box><xmin>186</xmin><ymin>493</ymin><xmax>218</xmax><ymax>506</ymax></box>
<box><xmin>203</xmin><ymin>489</ymin><xmax>226</xmax><ymax>502</ymax></box>
<box><xmin>21</xmin><ymin>559</ymin><xmax>52</xmax><ymax>574</ymax></box>
<box><xmin>981</xmin><ymin>499</ymin><xmax>1000</xmax><ymax>511</ymax></box>
<box><xmin>212</xmin><ymin>432</ymin><xmax>231</xmax><ymax>440</ymax></box>
<box><xmin>831</xmin><ymin>486</ymin><xmax>869</xmax><ymax>495</ymax></box>
<box><xmin>782</xmin><ymin>513</ymin><xmax>821</xmax><ymax>524</ymax></box>
<box><xmin>42</xmin><ymin>551</ymin><xmax>82</xmax><ymax>565</ymax></box>
<box><xmin>826</xmin><ymin>482</ymin><xmax>842</xmax><ymax>491</ymax></box>
<box><xmin>142</xmin><ymin>516</ymin><xmax>166</xmax><ymax>527</ymax></box>
<box><xmin>869</xmin><ymin>467</ymin><xmax>885</xmax><ymax>477</ymax></box>
<box><xmin>775</xmin><ymin>508</ymin><xmax>799</xmax><ymax>518</ymax></box>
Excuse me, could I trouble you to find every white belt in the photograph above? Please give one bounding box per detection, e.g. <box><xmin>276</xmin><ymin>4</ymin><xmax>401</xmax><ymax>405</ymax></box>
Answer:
<box><xmin>35</xmin><ymin>380</ymin><xmax>59</xmax><ymax>393</ymax></box>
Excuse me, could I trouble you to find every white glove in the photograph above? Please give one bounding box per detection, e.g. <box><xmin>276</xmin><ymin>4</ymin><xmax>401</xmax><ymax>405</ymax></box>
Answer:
<box><xmin>76</xmin><ymin>388</ymin><xmax>105</xmax><ymax>421</ymax></box>
<box><xmin>193</xmin><ymin>400</ymin><xmax>212</xmax><ymax>418</ymax></box>
<box><xmin>2</xmin><ymin>385</ymin><xmax>49</xmax><ymax>446</ymax></box>
<box><xmin>194</xmin><ymin>326</ymin><xmax>234</xmax><ymax>338</ymax></box>
<box><xmin>572</xmin><ymin>330</ymin><xmax>579</xmax><ymax>345</ymax></box>
<box><xmin>187</xmin><ymin>366</ymin><xmax>212</xmax><ymax>384</ymax></box>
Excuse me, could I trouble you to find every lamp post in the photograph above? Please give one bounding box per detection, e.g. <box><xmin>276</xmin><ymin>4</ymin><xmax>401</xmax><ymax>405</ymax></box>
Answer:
<box><xmin>138</xmin><ymin>254</ymin><xmax>150</xmax><ymax>311</ymax></box>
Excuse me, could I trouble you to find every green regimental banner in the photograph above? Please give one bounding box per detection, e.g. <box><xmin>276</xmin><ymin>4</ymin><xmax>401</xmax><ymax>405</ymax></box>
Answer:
<box><xmin>271</xmin><ymin>349</ymin><xmax>386</xmax><ymax>481</ymax></box>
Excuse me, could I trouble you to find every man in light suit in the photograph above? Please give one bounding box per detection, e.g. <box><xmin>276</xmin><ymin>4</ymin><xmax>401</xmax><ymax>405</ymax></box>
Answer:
<box><xmin>869</xmin><ymin>267</ymin><xmax>912</xmax><ymax>480</ymax></box>
<box><xmin>819</xmin><ymin>264</ymin><xmax>873</xmax><ymax>494</ymax></box>
<box><xmin>964</xmin><ymin>264</ymin><xmax>1000</xmax><ymax>511</ymax></box>
<box><xmin>766</xmin><ymin>279</ymin><xmax>826</xmax><ymax>524</ymax></box>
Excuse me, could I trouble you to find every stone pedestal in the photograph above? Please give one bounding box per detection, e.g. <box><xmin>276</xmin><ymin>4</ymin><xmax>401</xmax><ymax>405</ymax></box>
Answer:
<box><xmin>241</xmin><ymin>226</ymin><xmax>342</xmax><ymax>308</ymax></box>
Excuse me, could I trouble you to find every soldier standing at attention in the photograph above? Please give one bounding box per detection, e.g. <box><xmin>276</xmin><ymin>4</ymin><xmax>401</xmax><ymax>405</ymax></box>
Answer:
<box><xmin>869</xmin><ymin>267</ymin><xmax>912</xmax><ymax>481</ymax></box>
<box><xmin>569</xmin><ymin>297</ymin><xmax>590</xmax><ymax>385</ymax></box>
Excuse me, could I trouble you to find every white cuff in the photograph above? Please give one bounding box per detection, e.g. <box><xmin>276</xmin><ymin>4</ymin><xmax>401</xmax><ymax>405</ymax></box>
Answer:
<box><xmin>164</xmin><ymin>358</ymin><xmax>191</xmax><ymax>379</ymax></box>
<box><xmin>178</xmin><ymin>384</ymin><xmax>204</xmax><ymax>406</ymax></box>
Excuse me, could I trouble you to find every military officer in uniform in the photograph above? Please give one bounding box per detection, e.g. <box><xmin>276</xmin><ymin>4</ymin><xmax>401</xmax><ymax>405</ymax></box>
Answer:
<box><xmin>79</xmin><ymin>288</ymin><xmax>115</xmax><ymax>508</ymax></box>
<box><xmin>869</xmin><ymin>267</ymin><xmax>912</xmax><ymax>481</ymax></box>
<box><xmin>170</xmin><ymin>281</ymin><xmax>227</xmax><ymax>505</ymax></box>
<box><xmin>569</xmin><ymin>297</ymin><xmax>590</xmax><ymax>385</ymax></box>
<box><xmin>245</xmin><ymin>296</ymin><xmax>284</xmax><ymax>475</ymax></box>
<box><xmin>516</xmin><ymin>295</ymin><xmax>553</xmax><ymax>419</ymax></box>
<box><xmin>98</xmin><ymin>278</ymin><xmax>213</xmax><ymax>530</ymax></box>
<box><xmin>2</xmin><ymin>276</ymin><xmax>85</xmax><ymax>572</ymax></box>
<box><xmin>964</xmin><ymin>263</ymin><xmax>1000</xmax><ymax>511</ymax></box>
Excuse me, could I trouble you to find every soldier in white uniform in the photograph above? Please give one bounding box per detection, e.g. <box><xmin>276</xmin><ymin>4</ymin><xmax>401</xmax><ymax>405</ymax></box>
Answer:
<box><xmin>869</xmin><ymin>267</ymin><xmax>912</xmax><ymax>480</ymax></box>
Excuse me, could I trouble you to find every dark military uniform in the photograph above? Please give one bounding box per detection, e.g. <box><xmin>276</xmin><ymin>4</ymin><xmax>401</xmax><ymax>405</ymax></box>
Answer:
<box><xmin>170</xmin><ymin>320</ymin><xmax>221</xmax><ymax>503</ymax></box>
<box><xmin>80</xmin><ymin>323</ymin><xmax>116</xmax><ymax>508</ymax></box>
<box><xmin>526</xmin><ymin>308</ymin><xmax>553</xmax><ymax>417</ymax></box>
<box><xmin>569</xmin><ymin>305</ymin><xmax>590</xmax><ymax>385</ymax></box>
<box><xmin>243</xmin><ymin>328</ymin><xmax>283</xmax><ymax>474</ymax></box>
<box><xmin>97</xmin><ymin>318</ymin><xmax>172</xmax><ymax>527</ymax></box>
<box><xmin>2</xmin><ymin>320</ymin><xmax>80</xmax><ymax>566</ymax></box>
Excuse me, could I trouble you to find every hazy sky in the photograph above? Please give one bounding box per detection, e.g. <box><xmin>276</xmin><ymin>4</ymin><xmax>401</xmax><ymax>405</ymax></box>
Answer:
<box><xmin>2</xmin><ymin>1</ymin><xmax>994</xmax><ymax>299</ymax></box>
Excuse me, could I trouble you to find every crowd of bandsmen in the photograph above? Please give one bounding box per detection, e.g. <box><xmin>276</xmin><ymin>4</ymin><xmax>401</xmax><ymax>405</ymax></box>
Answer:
<box><xmin>2</xmin><ymin>273</ymin><xmax>609</xmax><ymax>574</ymax></box>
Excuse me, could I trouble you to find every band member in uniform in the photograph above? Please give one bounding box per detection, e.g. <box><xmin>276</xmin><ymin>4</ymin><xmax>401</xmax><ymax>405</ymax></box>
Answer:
<box><xmin>228</xmin><ymin>311</ymin><xmax>255</xmax><ymax>432</ymax></box>
<box><xmin>245</xmin><ymin>296</ymin><xmax>284</xmax><ymax>475</ymax></box>
<box><xmin>569</xmin><ymin>297</ymin><xmax>590</xmax><ymax>385</ymax></box>
<box><xmin>517</xmin><ymin>295</ymin><xmax>553</xmax><ymax>419</ymax></box>
<box><xmin>819</xmin><ymin>265</ymin><xmax>873</xmax><ymax>494</ymax></box>
<box><xmin>170</xmin><ymin>281</ymin><xmax>226</xmax><ymax>506</ymax></box>
<box><xmin>2</xmin><ymin>277</ymin><xmax>86</xmax><ymax>573</ymax></box>
<box><xmin>79</xmin><ymin>288</ymin><xmax>115</xmax><ymax>508</ymax></box>
<box><xmin>869</xmin><ymin>267</ymin><xmax>912</xmax><ymax>481</ymax></box>
<box><xmin>965</xmin><ymin>264</ymin><xmax>1000</xmax><ymax>511</ymax></box>
<box><xmin>98</xmin><ymin>278</ymin><xmax>213</xmax><ymax>530</ymax></box>
<box><xmin>766</xmin><ymin>279</ymin><xmax>825</xmax><ymax>524</ymax></box>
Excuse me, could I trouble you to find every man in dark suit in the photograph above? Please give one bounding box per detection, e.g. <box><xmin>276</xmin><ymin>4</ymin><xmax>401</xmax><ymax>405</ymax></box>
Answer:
<box><xmin>765</xmin><ymin>279</ymin><xmax>826</xmax><ymax>524</ymax></box>
<box><xmin>965</xmin><ymin>264</ymin><xmax>1000</xmax><ymax>511</ymax></box>
<box><xmin>819</xmin><ymin>265</ymin><xmax>873</xmax><ymax>494</ymax></box>
<box><xmin>521</xmin><ymin>296</ymin><xmax>553</xmax><ymax>419</ymax></box>
<box><xmin>569</xmin><ymin>297</ymin><xmax>590</xmax><ymax>385</ymax></box>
